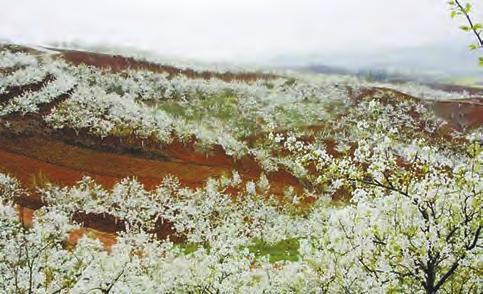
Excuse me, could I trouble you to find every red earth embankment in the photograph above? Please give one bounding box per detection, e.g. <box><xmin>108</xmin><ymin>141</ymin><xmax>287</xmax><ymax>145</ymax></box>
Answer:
<box><xmin>55</xmin><ymin>48</ymin><xmax>276</xmax><ymax>82</ymax></box>
<box><xmin>432</xmin><ymin>98</ymin><xmax>483</xmax><ymax>131</ymax></box>
<box><xmin>0</xmin><ymin>136</ymin><xmax>302</xmax><ymax>196</ymax></box>
<box><xmin>0</xmin><ymin>135</ymin><xmax>303</xmax><ymax>248</ymax></box>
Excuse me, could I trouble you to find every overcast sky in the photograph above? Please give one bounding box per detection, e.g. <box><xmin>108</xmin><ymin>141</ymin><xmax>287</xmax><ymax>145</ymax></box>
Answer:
<box><xmin>0</xmin><ymin>0</ymin><xmax>480</xmax><ymax>65</ymax></box>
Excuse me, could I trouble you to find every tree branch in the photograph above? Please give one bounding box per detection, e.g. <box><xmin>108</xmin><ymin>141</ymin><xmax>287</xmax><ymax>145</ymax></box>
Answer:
<box><xmin>434</xmin><ymin>260</ymin><xmax>459</xmax><ymax>292</ymax></box>
<box><xmin>454</xmin><ymin>0</ymin><xmax>483</xmax><ymax>48</ymax></box>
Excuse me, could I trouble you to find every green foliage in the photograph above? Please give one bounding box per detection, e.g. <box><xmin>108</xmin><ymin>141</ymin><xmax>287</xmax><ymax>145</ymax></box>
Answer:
<box><xmin>448</xmin><ymin>0</ymin><xmax>483</xmax><ymax>65</ymax></box>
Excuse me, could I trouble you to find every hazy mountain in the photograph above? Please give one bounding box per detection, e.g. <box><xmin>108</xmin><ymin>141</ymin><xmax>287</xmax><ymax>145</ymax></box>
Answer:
<box><xmin>270</xmin><ymin>42</ymin><xmax>482</xmax><ymax>86</ymax></box>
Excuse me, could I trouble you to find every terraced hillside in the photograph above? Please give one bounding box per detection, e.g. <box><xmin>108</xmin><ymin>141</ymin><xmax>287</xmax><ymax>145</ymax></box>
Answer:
<box><xmin>0</xmin><ymin>44</ymin><xmax>481</xmax><ymax>293</ymax></box>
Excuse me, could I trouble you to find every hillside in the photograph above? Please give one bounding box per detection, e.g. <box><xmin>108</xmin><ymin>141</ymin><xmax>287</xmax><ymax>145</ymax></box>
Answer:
<box><xmin>0</xmin><ymin>43</ymin><xmax>481</xmax><ymax>292</ymax></box>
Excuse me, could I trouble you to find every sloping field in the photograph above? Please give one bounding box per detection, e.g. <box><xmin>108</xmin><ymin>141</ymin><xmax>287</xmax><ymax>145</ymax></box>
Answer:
<box><xmin>0</xmin><ymin>45</ymin><xmax>309</xmax><ymax>245</ymax></box>
<box><xmin>1</xmin><ymin>45</ymin><xmax>482</xmax><ymax>230</ymax></box>
<box><xmin>0</xmin><ymin>44</ymin><xmax>481</xmax><ymax>292</ymax></box>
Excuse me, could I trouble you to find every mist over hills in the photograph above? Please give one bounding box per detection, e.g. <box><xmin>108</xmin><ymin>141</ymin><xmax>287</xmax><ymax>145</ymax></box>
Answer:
<box><xmin>271</xmin><ymin>42</ymin><xmax>483</xmax><ymax>86</ymax></box>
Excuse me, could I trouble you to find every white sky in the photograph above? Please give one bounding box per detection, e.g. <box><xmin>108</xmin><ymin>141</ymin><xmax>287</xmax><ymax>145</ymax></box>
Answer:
<box><xmin>0</xmin><ymin>0</ymin><xmax>479</xmax><ymax>63</ymax></box>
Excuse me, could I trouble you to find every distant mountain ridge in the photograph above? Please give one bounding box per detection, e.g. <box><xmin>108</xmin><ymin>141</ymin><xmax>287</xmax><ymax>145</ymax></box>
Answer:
<box><xmin>271</xmin><ymin>42</ymin><xmax>483</xmax><ymax>87</ymax></box>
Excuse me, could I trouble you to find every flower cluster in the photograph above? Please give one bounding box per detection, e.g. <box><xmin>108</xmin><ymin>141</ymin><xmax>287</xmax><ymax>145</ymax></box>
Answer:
<box><xmin>0</xmin><ymin>50</ymin><xmax>38</xmax><ymax>69</ymax></box>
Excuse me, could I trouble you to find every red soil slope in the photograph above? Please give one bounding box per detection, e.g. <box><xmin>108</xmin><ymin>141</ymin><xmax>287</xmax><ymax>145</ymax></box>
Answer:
<box><xmin>0</xmin><ymin>133</ymin><xmax>304</xmax><ymax>247</ymax></box>
<box><xmin>432</xmin><ymin>98</ymin><xmax>483</xmax><ymax>131</ymax></box>
<box><xmin>54</xmin><ymin>48</ymin><xmax>275</xmax><ymax>82</ymax></box>
<box><xmin>0</xmin><ymin>135</ymin><xmax>302</xmax><ymax>198</ymax></box>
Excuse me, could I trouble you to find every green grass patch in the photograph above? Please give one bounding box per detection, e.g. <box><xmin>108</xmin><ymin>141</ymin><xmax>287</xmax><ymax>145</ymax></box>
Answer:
<box><xmin>157</xmin><ymin>101</ymin><xmax>186</xmax><ymax>117</ymax></box>
<box><xmin>174</xmin><ymin>242</ymin><xmax>206</xmax><ymax>255</ymax></box>
<box><xmin>175</xmin><ymin>239</ymin><xmax>300</xmax><ymax>263</ymax></box>
<box><xmin>247</xmin><ymin>238</ymin><xmax>300</xmax><ymax>263</ymax></box>
<box><xmin>156</xmin><ymin>94</ymin><xmax>239</xmax><ymax>122</ymax></box>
